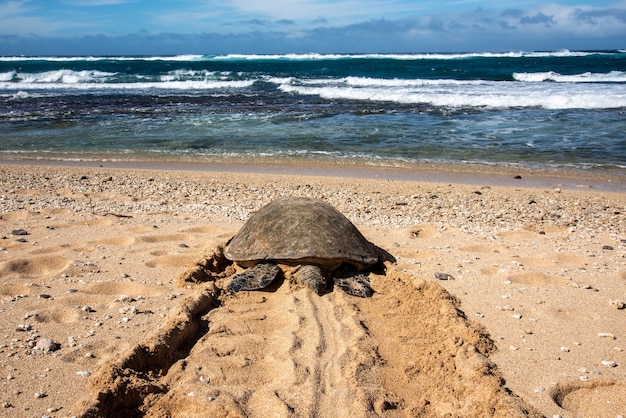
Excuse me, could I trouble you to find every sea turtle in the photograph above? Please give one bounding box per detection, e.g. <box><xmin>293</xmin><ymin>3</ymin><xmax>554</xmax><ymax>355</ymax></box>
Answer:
<box><xmin>223</xmin><ymin>196</ymin><xmax>388</xmax><ymax>297</ymax></box>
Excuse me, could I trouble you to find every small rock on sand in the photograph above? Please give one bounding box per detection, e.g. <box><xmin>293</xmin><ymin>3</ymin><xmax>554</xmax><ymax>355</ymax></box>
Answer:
<box><xmin>35</xmin><ymin>338</ymin><xmax>60</xmax><ymax>353</ymax></box>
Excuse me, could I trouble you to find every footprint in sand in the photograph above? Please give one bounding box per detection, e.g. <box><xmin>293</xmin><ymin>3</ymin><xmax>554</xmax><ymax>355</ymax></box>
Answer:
<box><xmin>0</xmin><ymin>256</ymin><xmax>72</xmax><ymax>279</ymax></box>
<box><xmin>138</xmin><ymin>233</ymin><xmax>194</xmax><ymax>243</ymax></box>
<box><xmin>131</xmin><ymin>225</ymin><xmax>158</xmax><ymax>234</ymax></box>
<box><xmin>41</xmin><ymin>208</ymin><xmax>72</xmax><ymax>216</ymax></box>
<box><xmin>145</xmin><ymin>254</ymin><xmax>198</xmax><ymax>268</ymax></box>
<box><xmin>409</xmin><ymin>224</ymin><xmax>441</xmax><ymax>239</ymax></box>
<box><xmin>0</xmin><ymin>211</ymin><xmax>30</xmax><ymax>221</ymax></box>
<box><xmin>37</xmin><ymin>307</ymin><xmax>82</xmax><ymax>324</ymax></box>
<box><xmin>75</xmin><ymin>219</ymin><xmax>114</xmax><ymax>228</ymax></box>
<box><xmin>0</xmin><ymin>284</ymin><xmax>32</xmax><ymax>296</ymax></box>
<box><xmin>518</xmin><ymin>257</ymin><xmax>557</xmax><ymax>268</ymax></box>
<box><xmin>550</xmin><ymin>380</ymin><xmax>626</xmax><ymax>417</ymax></box>
<box><xmin>555</xmin><ymin>253</ymin><xmax>586</xmax><ymax>265</ymax></box>
<box><xmin>497</xmin><ymin>230</ymin><xmax>544</xmax><ymax>239</ymax></box>
<box><xmin>518</xmin><ymin>254</ymin><xmax>586</xmax><ymax>269</ymax></box>
<box><xmin>93</xmin><ymin>236</ymin><xmax>136</xmax><ymax>246</ymax></box>
<box><xmin>31</xmin><ymin>246</ymin><xmax>68</xmax><ymax>255</ymax></box>
<box><xmin>506</xmin><ymin>272</ymin><xmax>568</xmax><ymax>286</ymax></box>
<box><xmin>82</xmin><ymin>281</ymin><xmax>163</xmax><ymax>297</ymax></box>
<box><xmin>460</xmin><ymin>243</ymin><xmax>508</xmax><ymax>254</ymax></box>
<box><xmin>182</xmin><ymin>226</ymin><xmax>227</xmax><ymax>234</ymax></box>
<box><xmin>480</xmin><ymin>266</ymin><xmax>501</xmax><ymax>276</ymax></box>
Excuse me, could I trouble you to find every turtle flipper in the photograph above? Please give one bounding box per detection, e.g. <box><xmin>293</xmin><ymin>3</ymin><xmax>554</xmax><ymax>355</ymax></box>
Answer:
<box><xmin>334</xmin><ymin>273</ymin><xmax>373</xmax><ymax>298</ymax></box>
<box><xmin>227</xmin><ymin>263</ymin><xmax>280</xmax><ymax>292</ymax></box>
<box><xmin>292</xmin><ymin>264</ymin><xmax>327</xmax><ymax>295</ymax></box>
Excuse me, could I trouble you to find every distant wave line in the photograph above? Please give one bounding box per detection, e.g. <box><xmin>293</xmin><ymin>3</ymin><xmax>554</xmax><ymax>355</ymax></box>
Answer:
<box><xmin>0</xmin><ymin>55</ymin><xmax>205</xmax><ymax>62</ymax></box>
<box><xmin>1</xmin><ymin>50</ymin><xmax>623</xmax><ymax>62</ymax></box>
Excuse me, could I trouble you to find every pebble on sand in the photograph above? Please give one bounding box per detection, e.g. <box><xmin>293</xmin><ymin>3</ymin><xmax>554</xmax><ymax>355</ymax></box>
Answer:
<box><xmin>35</xmin><ymin>338</ymin><xmax>60</xmax><ymax>353</ymax></box>
<box><xmin>434</xmin><ymin>272</ymin><xmax>455</xmax><ymax>280</ymax></box>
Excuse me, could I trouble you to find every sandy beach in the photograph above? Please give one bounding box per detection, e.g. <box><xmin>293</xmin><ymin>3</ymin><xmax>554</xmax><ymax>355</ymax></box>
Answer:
<box><xmin>0</xmin><ymin>162</ymin><xmax>624</xmax><ymax>417</ymax></box>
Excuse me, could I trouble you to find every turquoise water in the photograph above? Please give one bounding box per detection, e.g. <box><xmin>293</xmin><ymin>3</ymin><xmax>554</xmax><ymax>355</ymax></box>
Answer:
<box><xmin>1</xmin><ymin>51</ymin><xmax>625</xmax><ymax>171</ymax></box>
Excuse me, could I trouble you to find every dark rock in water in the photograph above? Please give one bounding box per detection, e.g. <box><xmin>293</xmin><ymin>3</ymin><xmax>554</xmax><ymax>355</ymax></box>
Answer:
<box><xmin>514</xmin><ymin>175</ymin><xmax>522</xmax><ymax>179</ymax></box>
<box><xmin>11</xmin><ymin>228</ymin><xmax>28</xmax><ymax>235</ymax></box>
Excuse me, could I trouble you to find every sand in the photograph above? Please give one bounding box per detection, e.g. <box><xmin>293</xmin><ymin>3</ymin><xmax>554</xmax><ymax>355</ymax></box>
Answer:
<box><xmin>0</xmin><ymin>162</ymin><xmax>624</xmax><ymax>417</ymax></box>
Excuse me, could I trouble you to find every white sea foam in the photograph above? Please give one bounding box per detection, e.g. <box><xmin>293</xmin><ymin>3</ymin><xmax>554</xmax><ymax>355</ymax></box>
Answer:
<box><xmin>0</xmin><ymin>55</ymin><xmax>205</xmax><ymax>62</ymax></box>
<box><xmin>140</xmin><ymin>55</ymin><xmax>205</xmax><ymax>61</ymax></box>
<box><xmin>341</xmin><ymin>76</ymin><xmax>483</xmax><ymax>87</ymax></box>
<box><xmin>3</xmin><ymin>67</ymin><xmax>625</xmax><ymax>110</ymax></box>
<box><xmin>160</xmin><ymin>69</ymin><xmax>221</xmax><ymax>82</ymax></box>
<box><xmin>0</xmin><ymin>71</ymin><xmax>16</xmax><ymax>82</ymax></box>
<box><xmin>213</xmin><ymin>50</ymin><xmax>608</xmax><ymax>60</ymax></box>
<box><xmin>1</xmin><ymin>68</ymin><xmax>255</xmax><ymax>91</ymax></box>
<box><xmin>2</xmin><ymin>68</ymin><xmax>257</xmax><ymax>90</ymax></box>
<box><xmin>13</xmin><ymin>69</ymin><xmax>116</xmax><ymax>84</ymax></box>
<box><xmin>10</xmin><ymin>91</ymin><xmax>30</xmax><ymax>99</ymax></box>
<box><xmin>278</xmin><ymin>77</ymin><xmax>626</xmax><ymax>109</ymax></box>
<box><xmin>514</xmin><ymin>70</ymin><xmax>626</xmax><ymax>83</ymax></box>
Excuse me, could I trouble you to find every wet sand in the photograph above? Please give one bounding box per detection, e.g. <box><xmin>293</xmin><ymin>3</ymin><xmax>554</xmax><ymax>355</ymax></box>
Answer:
<box><xmin>0</xmin><ymin>162</ymin><xmax>624</xmax><ymax>417</ymax></box>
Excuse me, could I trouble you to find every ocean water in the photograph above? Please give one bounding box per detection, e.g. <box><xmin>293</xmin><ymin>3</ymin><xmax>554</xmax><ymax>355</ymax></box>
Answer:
<box><xmin>1</xmin><ymin>50</ymin><xmax>625</xmax><ymax>172</ymax></box>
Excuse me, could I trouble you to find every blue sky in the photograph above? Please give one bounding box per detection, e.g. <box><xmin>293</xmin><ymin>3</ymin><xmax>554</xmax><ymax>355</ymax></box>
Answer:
<box><xmin>1</xmin><ymin>0</ymin><xmax>625</xmax><ymax>55</ymax></box>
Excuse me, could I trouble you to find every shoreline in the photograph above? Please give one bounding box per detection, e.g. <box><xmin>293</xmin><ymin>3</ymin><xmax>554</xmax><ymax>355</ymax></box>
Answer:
<box><xmin>2</xmin><ymin>157</ymin><xmax>625</xmax><ymax>192</ymax></box>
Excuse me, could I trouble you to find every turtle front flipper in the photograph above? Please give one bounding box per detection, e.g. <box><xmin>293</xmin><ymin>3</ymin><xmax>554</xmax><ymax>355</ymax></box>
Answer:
<box><xmin>227</xmin><ymin>263</ymin><xmax>281</xmax><ymax>292</ymax></box>
<box><xmin>292</xmin><ymin>264</ymin><xmax>327</xmax><ymax>295</ymax></box>
<box><xmin>334</xmin><ymin>273</ymin><xmax>373</xmax><ymax>298</ymax></box>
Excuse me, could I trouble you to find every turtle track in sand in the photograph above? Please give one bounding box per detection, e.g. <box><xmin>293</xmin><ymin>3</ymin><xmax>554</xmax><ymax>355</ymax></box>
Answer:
<box><xmin>142</xmin><ymin>286</ymin><xmax>377</xmax><ymax>417</ymax></box>
<box><xmin>70</xmin><ymin>249</ymin><xmax>541</xmax><ymax>417</ymax></box>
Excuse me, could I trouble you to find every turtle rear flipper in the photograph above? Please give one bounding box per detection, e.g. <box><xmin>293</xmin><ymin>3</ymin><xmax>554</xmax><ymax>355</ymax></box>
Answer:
<box><xmin>292</xmin><ymin>264</ymin><xmax>327</xmax><ymax>295</ymax></box>
<box><xmin>228</xmin><ymin>263</ymin><xmax>280</xmax><ymax>292</ymax></box>
<box><xmin>334</xmin><ymin>274</ymin><xmax>373</xmax><ymax>298</ymax></box>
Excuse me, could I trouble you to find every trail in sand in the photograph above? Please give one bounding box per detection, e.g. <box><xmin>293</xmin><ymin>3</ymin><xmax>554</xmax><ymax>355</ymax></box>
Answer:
<box><xmin>146</xmin><ymin>285</ymin><xmax>374</xmax><ymax>417</ymax></box>
<box><xmin>73</xmin><ymin>259</ymin><xmax>541</xmax><ymax>417</ymax></box>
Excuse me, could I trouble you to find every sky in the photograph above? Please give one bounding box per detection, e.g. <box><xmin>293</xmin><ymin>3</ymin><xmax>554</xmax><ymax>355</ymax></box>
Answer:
<box><xmin>0</xmin><ymin>0</ymin><xmax>625</xmax><ymax>55</ymax></box>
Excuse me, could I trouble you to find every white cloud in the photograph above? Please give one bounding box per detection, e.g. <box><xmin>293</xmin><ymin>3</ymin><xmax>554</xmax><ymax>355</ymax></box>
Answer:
<box><xmin>0</xmin><ymin>0</ymin><xmax>73</xmax><ymax>34</ymax></box>
<box><xmin>226</xmin><ymin>0</ymin><xmax>422</xmax><ymax>23</ymax></box>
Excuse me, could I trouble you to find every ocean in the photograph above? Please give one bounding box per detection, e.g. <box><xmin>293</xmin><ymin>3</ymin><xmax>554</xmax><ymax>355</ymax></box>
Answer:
<box><xmin>1</xmin><ymin>50</ymin><xmax>625</xmax><ymax>173</ymax></box>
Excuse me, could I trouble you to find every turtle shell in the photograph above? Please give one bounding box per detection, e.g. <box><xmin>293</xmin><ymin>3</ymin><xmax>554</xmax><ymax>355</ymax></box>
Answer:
<box><xmin>224</xmin><ymin>197</ymin><xmax>379</xmax><ymax>269</ymax></box>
